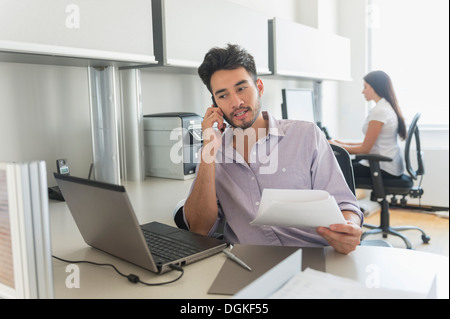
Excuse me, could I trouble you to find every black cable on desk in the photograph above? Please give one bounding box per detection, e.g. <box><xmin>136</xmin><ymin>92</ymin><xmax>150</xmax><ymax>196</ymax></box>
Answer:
<box><xmin>52</xmin><ymin>255</ymin><xmax>184</xmax><ymax>286</ymax></box>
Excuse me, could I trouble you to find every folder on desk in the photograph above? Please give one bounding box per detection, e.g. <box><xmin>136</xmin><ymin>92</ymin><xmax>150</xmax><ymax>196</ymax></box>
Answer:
<box><xmin>208</xmin><ymin>245</ymin><xmax>325</xmax><ymax>296</ymax></box>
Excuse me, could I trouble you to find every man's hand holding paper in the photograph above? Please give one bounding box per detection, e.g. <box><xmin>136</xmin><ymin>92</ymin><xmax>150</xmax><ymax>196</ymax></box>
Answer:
<box><xmin>317</xmin><ymin>211</ymin><xmax>362</xmax><ymax>254</ymax></box>
<box><xmin>251</xmin><ymin>189</ymin><xmax>362</xmax><ymax>254</ymax></box>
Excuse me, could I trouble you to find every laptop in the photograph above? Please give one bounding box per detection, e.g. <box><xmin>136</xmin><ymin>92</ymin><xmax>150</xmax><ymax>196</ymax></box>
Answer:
<box><xmin>54</xmin><ymin>173</ymin><xmax>228</xmax><ymax>274</ymax></box>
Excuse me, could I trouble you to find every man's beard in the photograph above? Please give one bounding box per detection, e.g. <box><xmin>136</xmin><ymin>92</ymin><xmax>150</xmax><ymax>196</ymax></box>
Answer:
<box><xmin>223</xmin><ymin>97</ymin><xmax>262</xmax><ymax>130</ymax></box>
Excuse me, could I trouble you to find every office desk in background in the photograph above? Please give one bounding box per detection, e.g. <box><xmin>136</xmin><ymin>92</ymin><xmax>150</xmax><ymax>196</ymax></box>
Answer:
<box><xmin>49</xmin><ymin>179</ymin><xmax>449</xmax><ymax>299</ymax></box>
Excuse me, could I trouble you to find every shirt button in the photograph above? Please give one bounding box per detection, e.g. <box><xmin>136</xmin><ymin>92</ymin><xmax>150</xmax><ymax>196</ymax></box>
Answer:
<box><xmin>251</xmin><ymin>177</ymin><xmax>255</xmax><ymax>181</ymax></box>
<box><xmin>255</xmin><ymin>201</ymin><xmax>260</xmax><ymax>206</ymax></box>
<box><xmin>282</xmin><ymin>168</ymin><xmax>286</xmax><ymax>172</ymax></box>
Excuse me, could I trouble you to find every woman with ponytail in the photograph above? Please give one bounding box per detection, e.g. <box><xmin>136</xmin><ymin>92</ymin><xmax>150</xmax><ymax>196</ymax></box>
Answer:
<box><xmin>330</xmin><ymin>70</ymin><xmax>407</xmax><ymax>179</ymax></box>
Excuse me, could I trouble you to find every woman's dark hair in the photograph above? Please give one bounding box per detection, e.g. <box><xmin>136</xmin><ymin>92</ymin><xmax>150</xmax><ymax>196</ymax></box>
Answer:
<box><xmin>364</xmin><ymin>70</ymin><xmax>407</xmax><ymax>140</ymax></box>
<box><xmin>198</xmin><ymin>44</ymin><xmax>258</xmax><ymax>93</ymax></box>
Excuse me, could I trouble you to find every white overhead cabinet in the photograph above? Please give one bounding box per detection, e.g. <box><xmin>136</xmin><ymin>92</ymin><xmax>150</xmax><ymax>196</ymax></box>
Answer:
<box><xmin>151</xmin><ymin>0</ymin><xmax>271</xmax><ymax>74</ymax></box>
<box><xmin>0</xmin><ymin>0</ymin><xmax>156</xmax><ymax>66</ymax></box>
<box><xmin>269</xmin><ymin>18</ymin><xmax>352</xmax><ymax>81</ymax></box>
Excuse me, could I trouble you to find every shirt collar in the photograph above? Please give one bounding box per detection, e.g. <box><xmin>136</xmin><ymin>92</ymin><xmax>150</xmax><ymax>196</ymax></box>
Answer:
<box><xmin>265</xmin><ymin>111</ymin><xmax>286</xmax><ymax>138</ymax></box>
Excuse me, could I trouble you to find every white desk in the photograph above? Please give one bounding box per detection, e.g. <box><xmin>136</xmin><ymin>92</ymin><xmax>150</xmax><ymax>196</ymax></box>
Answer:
<box><xmin>49</xmin><ymin>179</ymin><xmax>449</xmax><ymax>299</ymax></box>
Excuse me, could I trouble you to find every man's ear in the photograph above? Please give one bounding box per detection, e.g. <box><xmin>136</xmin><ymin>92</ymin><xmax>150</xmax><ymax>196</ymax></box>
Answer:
<box><xmin>256</xmin><ymin>78</ymin><xmax>264</xmax><ymax>96</ymax></box>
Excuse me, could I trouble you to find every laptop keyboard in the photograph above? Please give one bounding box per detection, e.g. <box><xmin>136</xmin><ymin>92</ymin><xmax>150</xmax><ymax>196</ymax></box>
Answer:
<box><xmin>142</xmin><ymin>229</ymin><xmax>202</xmax><ymax>263</ymax></box>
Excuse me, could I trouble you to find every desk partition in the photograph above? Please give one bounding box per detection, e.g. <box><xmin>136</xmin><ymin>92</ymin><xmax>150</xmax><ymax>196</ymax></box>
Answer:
<box><xmin>0</xmin><ymin>161</ymin><xmax>53</xmax><ymax>299</ymax></box>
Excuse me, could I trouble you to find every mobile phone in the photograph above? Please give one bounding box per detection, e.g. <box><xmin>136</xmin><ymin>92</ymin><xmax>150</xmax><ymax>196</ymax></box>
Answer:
<box><xmin>211</xmin><ymin>96</ymin><xmax>218</xmax><ymax>108</ymax></box>
<box><xmin>56</xmin><ymin>159</ymin><xmax>70</xmax><ymax>175</ymax></box>
<box><xmin>210</xmin><ymin>96</ymin><xmax>228</xmax><ymax>132</ymax></box>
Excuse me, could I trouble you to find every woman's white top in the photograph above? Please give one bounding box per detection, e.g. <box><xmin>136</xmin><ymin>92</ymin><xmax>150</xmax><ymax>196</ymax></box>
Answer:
<box><xmin>360</xmin><ymin>98</ymin><xmax>405</xmax><ymax>176</ymax></box>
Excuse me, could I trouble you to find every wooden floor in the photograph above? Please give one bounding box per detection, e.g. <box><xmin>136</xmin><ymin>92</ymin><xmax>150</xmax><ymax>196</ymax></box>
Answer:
<box><xmin>363</xmin><ymin>207</ymin><xmax>449</xmax><ymax>256</ymax></box>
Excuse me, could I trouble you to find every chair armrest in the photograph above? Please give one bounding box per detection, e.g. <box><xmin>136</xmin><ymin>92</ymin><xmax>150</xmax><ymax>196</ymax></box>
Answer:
<box><xmin>354</xmin><ymin>153</ymin><xmax>393</xmax><ymax>162</ymax></box>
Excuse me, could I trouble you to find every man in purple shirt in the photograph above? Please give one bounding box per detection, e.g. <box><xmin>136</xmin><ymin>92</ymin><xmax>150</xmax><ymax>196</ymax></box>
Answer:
<box><xmin>184</xmin><ymin>44</ymin><xmax>363</xmax><ymax>254</ymax></box>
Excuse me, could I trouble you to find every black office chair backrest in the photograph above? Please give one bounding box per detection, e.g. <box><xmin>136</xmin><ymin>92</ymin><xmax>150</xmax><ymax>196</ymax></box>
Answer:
<box><xmin>404</xmin><ymin>113</ymin><xmax>424</xmax><ymax>180</ymax></box>
<box><xmin>330</xmin><ymin>144</ymin><xmax>356</xmax><ymax>195</ymax></box>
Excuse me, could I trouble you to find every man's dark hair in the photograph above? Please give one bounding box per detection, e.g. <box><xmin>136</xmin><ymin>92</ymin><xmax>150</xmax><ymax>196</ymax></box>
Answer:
<box><xmin>198</xmin><ymin>44</ymin><xmax>257</xmax><ymax>93</ymax></box>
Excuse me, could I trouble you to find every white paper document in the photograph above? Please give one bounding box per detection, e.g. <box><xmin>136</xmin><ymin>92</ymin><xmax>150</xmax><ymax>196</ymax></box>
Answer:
<box><xmin>251</xmin><ymin>189</ymin><xmax>346</xmax><ymax>228</ymax></box>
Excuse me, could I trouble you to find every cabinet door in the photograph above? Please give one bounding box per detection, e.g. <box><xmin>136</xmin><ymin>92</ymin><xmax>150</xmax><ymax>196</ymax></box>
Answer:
<box><xmin>0</xmin><ymin>0</ymin><xmax>156</xmax><ymax>64</ymax></box>
<box><xmin>155</xmin><ymin>0</ymin><xmax>270</xmax><ymax>74</ymax></box>
<box><xmin>270</xmin><ymin>18</ymin><xmax>351</xmax><ymax>81</ymax></box>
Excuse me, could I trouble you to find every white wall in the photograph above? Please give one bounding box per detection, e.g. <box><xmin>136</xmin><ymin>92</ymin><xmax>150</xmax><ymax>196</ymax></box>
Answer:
<box><xmin>408</xmin><ymin>147</ymin><xmax>449</xmax><ymax>207</ymax></box>
<box><xmin>336</xmin><ymin>0</ymin><xmax>369</xmax><ymax>140</ymax></box>
<box><xmin>0</xmin><ymin>62</ymin><xmax>93</xmax><ymax>185</ymax></box>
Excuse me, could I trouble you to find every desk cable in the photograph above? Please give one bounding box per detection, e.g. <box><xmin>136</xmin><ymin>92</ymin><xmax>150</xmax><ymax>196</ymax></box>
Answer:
<box><xmin>52</xmin><ymin>255</ymin><xmax>184</xmax><ymax>286</ymax></box>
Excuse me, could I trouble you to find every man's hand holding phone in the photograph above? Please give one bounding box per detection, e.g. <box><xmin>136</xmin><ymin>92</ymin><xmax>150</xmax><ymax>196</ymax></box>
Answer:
<box><xmin>201</xmin><ymin>106</ymin><xmax>225</xmax><ymax>164</ymax></box>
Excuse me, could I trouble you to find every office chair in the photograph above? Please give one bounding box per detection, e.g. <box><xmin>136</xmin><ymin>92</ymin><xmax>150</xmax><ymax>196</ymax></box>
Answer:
<box><xmin>330</xmin><ymin>144</ymin><xmax>393</xmax><ymax>248</ymax></box>
<box><xmin>174</xmin><ymin>198</ymin><xmax>188</xmax><ymax>230</ymax></box>
<box><xmin>330</xmin><ymin>144</ymin><xmax>356</xmax><ymax>196</ymax></box>
<box><xmin>354</xmin><ymin>113</ymin><xmax>430</xmax><ymax>249</ymax></box>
